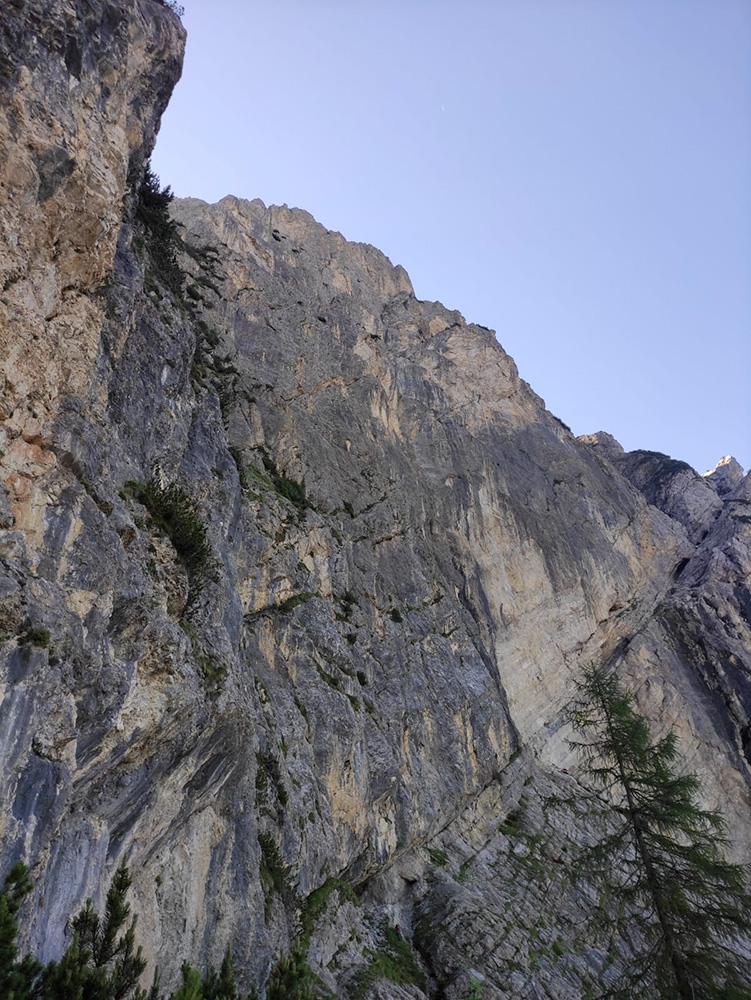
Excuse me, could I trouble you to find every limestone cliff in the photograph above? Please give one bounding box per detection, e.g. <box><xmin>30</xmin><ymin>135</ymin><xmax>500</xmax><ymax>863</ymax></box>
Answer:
<box><xmin>1</xmin><ymin>3</ymin><xmax>750</xmax><ymax>998</ymax></box>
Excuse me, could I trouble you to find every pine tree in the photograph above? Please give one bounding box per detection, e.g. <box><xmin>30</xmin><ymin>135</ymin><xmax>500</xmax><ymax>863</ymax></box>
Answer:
<box><xmin>570</xmin><ymin>665</ymin><xmax>751</xmax><ymax>999</ymax></box>
<box><xmin>134</xmin><ymin>161</ymin><xmax>184</xmax><ymax>295</ymax></box>
<box><xmin>171</xmin><ymin>962</ymin><xmax>203</xmax><ymax>1000</ymax></box>
<box><xmin>0</xmin><ymin>862</ymin><xmax>41</xmax><ymax>1000</ymax></box>
<box><xmin>202</xmin><ymin>946</ymin><xmax>237</xmax><ymax>1000</ymax></box>
<box><xmin>40</xmin><ymin>859</ymin><xmax>148</xmax><ymax>1000</ymax></box>
<box><xmin>266</xmin><ymin>946</ymin><xmax>314</xmax><ymax>1000</ymax></box>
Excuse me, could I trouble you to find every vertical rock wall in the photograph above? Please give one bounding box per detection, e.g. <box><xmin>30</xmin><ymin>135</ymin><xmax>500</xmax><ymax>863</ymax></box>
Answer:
<box><xmin>0</xmin><ymin>4</ymin><xmax>749</xmax><ymax>996</ymax></box>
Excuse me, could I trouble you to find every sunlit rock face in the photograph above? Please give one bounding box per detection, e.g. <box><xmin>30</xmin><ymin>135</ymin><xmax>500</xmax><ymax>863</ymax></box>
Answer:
<box><xmin>0</xmin><ymin>0</ymin><xmax>184</xmax><ymax>552</ymax></box>
<box><xmin>703</xmin><ymin>454</ymin><xmax>745</xmax><ymax>496</ymax></box>
<box><xmin>1</xmin><ymin>4</ymin><xmax>750</xmax><ymax>998</ymax></box>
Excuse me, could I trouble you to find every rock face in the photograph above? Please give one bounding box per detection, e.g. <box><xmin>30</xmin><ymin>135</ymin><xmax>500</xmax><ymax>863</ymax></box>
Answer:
<box><xmin>1</xmin><ymin>4</ymin><xmax>750</xmax><ymax>998</ymax></box>
<box><xmin>0</xmin><ymin>0</ymin><xmax>184</xmax><ymax>551</ymax></box>
<box><xmin>704</xmin><ymin>455</ymin><xmax>745</xmax><ymax>497</ymax></box>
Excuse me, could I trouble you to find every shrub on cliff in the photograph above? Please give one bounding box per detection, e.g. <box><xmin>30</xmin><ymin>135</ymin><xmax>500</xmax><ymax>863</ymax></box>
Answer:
<box><xmin>135</xmin><ymin>161</ymin><xmax>184</xmax><ymax>296</ymax></box>
<box><xmin>129</xmin><ymin>477</ymin><xmax>216</xmax><ymax>606</ymax></box>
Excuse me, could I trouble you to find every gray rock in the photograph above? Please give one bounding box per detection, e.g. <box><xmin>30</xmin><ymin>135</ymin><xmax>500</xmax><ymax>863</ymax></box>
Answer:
<box><xmin>0</xmin><ymin>3</ymin><xmax>749</xmax><ymax>998</ymax></box>
<box><xmin>703</xmin><ymin>455</ymin><xmax>745</xmax><ymax>496</ymax></box>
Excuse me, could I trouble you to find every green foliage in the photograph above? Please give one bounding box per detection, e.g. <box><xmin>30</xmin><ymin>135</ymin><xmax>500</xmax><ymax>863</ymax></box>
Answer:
<box><xmin>570</xmin><ymin>665</ymin><xmax>751</xmax><ymax>999</ymax></box>
<box><xmin>179</xmin><ymin>621</ymin><xmax>226</xmax><ymax>696</ymax></box>
<box><xmin>227</xmin><ymin>448</ymin><xmax>249</xmax><ymax>492</ymax></box>
<box><xmin>299</xmin><ymin>879</ymin><xmax>359</xmax><ymax>952</ymax></box>
<box><xmin>193</xmin><ymin>650</ymin><xmax>227</xmax><ymax>694</ymax></box>
<box><xmin>258</xmin><ymin>835</ymin><xmax>296</xmax><ymax>913</ymax></box>
<box><xmin>25</xmin><ymin>627</ymin><xmax>51</xmax><ymax>648</ymax></box>
<box><xmin>260</xmin><ymin>452</ymin><xmax>308</xmax><ymax>512</ymax></box>
<box><xmin>171</xmin><ymin>963</ymin><xmax>203</xmax><ymax>1000</ymax></box>
<box><xmin>0</xmin><ymin>864</ymin><xmax>250</xmax><ymax>1000</ymax></box>
<box><xmin>266</xmin><ymin>946</ymin><xmax>314</xmax><ymax>1000</ymax></box>
<box><xmin>131</xmin><ymin>478</ymin><xmax>215</xmax><ymax>606</ymax></box>
<box><xmin>426</xmin><ymin>847</ymin><xmax>448</xmax><ymax>867</ymax></box>
<box><xmin>39</xmin><ymin>859</ymin><xmax>148</xmax><ymax>1000</ymax></box>
<box><xmin>135</xmin><ymin>162</ymin><xmax>183</xmax><ymax>296</ymax></box>
<box><xmin>335</xmin><ymin>591</ymin><xmax>358</xmax><ymax>622</ymax></box>
<box><xmin>0</xmin><ymin>863</ymin><xmax>40</xmax><ymax>1000</ymax></box>
<box><xmin>255</xmin><ymin>752</ymin><xmax>288</xmax><ymax>810</ymax></box>
<box><xmin>457</xmin><ymin>858</ymin><xmax>473</xmax><ymax>883</ymax></box>
<box><xmin>628</xmin><ymin>450</ymin><xmax>692</xmax><ymax>480</ymax></box>
<box><xmin>278</xmin><ymin>592</ymin><xmax>315</xmax><ymax>614</ymax></box>
<box><xmin>500</xmin><ymin>808</ymin><xmax>523</xmax><ymax>836</ymax></box>
<box><xmin>389</xmin><ymin>608</ymin><xmax>403</xmax><ymax>624</ymax></box>
<box><xmin>208</xmin><ymin>946</ymin><xmax>238</xmax><ymax>1000</ymax></box>
<box><xmin>462</xmin><ymin>977</ymin><xmax>484</xmax><ymax>1000</ymax></box>
<box><xmin>352</xmin><ymin>925</ymin><xmax>425</xmax><ymax>998</ymax></box>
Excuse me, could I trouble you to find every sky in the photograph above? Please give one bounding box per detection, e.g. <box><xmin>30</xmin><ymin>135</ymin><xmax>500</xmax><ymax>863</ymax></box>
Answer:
<box><xmin>152</xmin><ymin>0</ymin><xmax>751</xmax><ymax>475</ymax></box>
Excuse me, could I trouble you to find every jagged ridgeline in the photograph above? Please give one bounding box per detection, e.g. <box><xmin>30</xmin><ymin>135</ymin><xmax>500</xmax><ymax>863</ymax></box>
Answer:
<box><xmin>1</xmin><ymin>1</ymin><xmax>750</xmax><ymax>998</ymax></box>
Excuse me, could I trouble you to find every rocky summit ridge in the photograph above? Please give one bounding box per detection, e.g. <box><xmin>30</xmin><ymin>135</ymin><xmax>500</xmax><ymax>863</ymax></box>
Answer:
<box><xmin>1</xmin><ymin>2</ymin><xmax>750</xmax><ymax>998</ymax></box>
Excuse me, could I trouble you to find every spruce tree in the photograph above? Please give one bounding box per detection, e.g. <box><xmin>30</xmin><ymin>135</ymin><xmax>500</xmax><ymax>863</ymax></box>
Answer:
<box><xmin>40</xmin><ymin>859</ymin><xmax>147</xmax><ymax>1000</ymax></box>
<box><xmin>170</xmin><ymin>963</ymin><xmax>203</xmax><ymax>1000</ymax></box>
<box><xmin>266</xmin><ymin>946</ymin><xmax>314</xmax><ymax>1000</ymax></box>
<box><xmin>570</xmin><ymin>665</ymin><xmax>751</xmax><ymax>999</ymax></box>
<box><xmin>202</xmin><ymin>946</ymin><xmax>237</xmax><ymax>1000</ymax></box>
<box><xmin>0</xmin><ymin>862</ymin><xmax>41</xmax><ymax>1000</ymax></box>
<box><xmin>135</xmin><ymin>161</ymin><xmax>183</xmax><ymax>296</ymax></box>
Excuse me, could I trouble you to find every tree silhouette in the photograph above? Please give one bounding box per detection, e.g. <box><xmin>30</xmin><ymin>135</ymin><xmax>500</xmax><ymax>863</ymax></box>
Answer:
<box><xmin>570</xmin><ymin>665</ymin><xmax>751</xmax><ymax>999</ymax></box>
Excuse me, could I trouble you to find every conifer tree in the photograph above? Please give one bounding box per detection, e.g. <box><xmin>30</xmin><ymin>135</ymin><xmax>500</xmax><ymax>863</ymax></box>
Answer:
<box><xmin>202</xmin><ymin>946</ymin><xmax>237</xmax><ymax>1000</ymax></box>
<box><xmin>171</xmin><ymin>963</ymin><xmax>203</xmax><ymax>1000</ymax></box>
<box><xmin>40</xmin><ymin>859</ymin><xmax>147</xmax><ymax>1000</ymax></box>
<box><xmin>134</xmin><ymin>161</ymin><xmax>183</xmax><ymax>295</ymax></box>
<box><xmin>265</xmin><ymin>945</ymin><xmax>314</xmax><ymax>1000</ymax></box>
<box><xmin>0</xmin><ymin>862</ymin><xmax>40</xmax><ymax>1000</ymax></box>
<box><xmin>570</xmin><ymin>665</ymin><xmax>751</xmax><ymax>999</ymax></box>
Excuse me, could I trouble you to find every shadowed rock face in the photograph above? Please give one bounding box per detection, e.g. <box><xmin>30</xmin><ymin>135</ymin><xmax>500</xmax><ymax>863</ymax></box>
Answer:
<box><xmin>1</xmin><ymin>4</ymin><xmax>750</xmax><ymax>997</ymax></box>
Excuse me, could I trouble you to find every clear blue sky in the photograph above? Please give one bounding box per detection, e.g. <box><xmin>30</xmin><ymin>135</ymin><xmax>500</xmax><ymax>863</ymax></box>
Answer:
<box><xmin>152</xmin><ymin>0</ymin><xmax>751</xmax><ymax>475</ymax></box>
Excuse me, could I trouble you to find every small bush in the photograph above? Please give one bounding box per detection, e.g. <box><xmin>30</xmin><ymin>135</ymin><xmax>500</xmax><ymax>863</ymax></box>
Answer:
<box><xmin>26</xmin><ymin>627</ymin><xmax>51</xmax><ymax>648</ymax></box>
<box><xmin>258</xmin><ymin>834</ymin><xmax>296</xmax><ymax>912</ymax></box>
<box><xmin>194</xmin><ymin>650</ymin><xmax>226</xmax><ymax>695</ymax></box>
<box><xmin>276</xmin><ymin>475</ymin><xmax>306</xmax><ymax>508</ymax></box>
<box><xmin>228</xmin><ymin>446</ymin><xmax>250</xmax><ymax>491</ymax></box>
<box><xmin>500</xmin><ymin>808</ymin><xmax>523</xmax><ymax>836</ymax></box>
<box><xmin>179</xmin><ymin>620</ymin><xmax>226</xmax><ymax>695</ymax></box>
<box><xmin>256</xmin><ymin>751</ymin><xmax>288</xmax><ymax>810</ymax></box>
<box><xmin>131</xmin><ymin>477</ymin><xmax>215</xmax><ymax>605</ymax></box>
<box><xmin>427</xmin><ymin>847</ymin><xmax>448</xmax><ymax>867</ymax></box>
<box><xmin>352</xmin><ymin>924</ymin><xmax>426</xmax><ymax>998</ymax></box>
<box><xmin>457</xmin><ymin>858</ymin><xmax>473</xmax><ymax>883</ymax></box>
<box><xmin>278</xmin><ymin>592</ymin><xmax>315</xmax><ymax>614</ymax></box>
<box><xmin>261</xmin><ymin>451</ymin><xmax>308</xmax><ymax>511</ymax></box>
<box><xmin>463</xmin><ymin>978</ymin><xmax>484</xmax><ymax>1000</ymax></box>
<box><xmin>299</xmin><ymin>878</ymin><xmax>359</xmax><ymax>950</ymax></box>
<box><xmin>266</xmin><ymin>946</ymin><xmax>314</xmax><ymax>1000</ymax></box>
<box><xmin>135</xmin><ymin>162</ymin><xmax>183</xmax><ymax>296</ymax></box>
